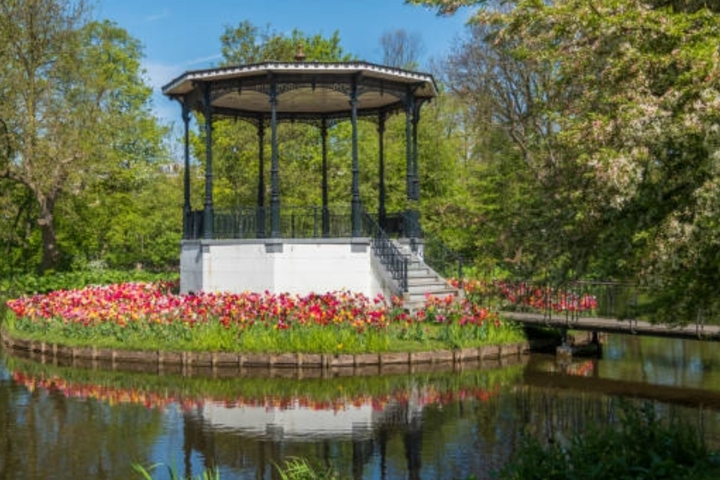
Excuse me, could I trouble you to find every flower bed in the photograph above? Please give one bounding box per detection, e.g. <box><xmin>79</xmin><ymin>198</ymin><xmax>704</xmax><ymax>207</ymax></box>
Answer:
<box><xmin>3</xmin><ymin>281</ymin><xmax>525</xmax><ymax>354</ymax></box>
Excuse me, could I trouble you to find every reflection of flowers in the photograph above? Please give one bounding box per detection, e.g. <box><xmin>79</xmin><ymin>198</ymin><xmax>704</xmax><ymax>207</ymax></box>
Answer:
<box><xmin>11</xmin><ymin>370</ymin><xmax>501</xmax><ymax>413</ymax></box>
<box><xmin>566</xmin><ymin>360</ymin><xmax>594</xmax><ymax>377</ymax></box>
<box><xmin>12</xmin><ymin>371</ymin><xmax>187</xmax><ymax>410</ymax></box>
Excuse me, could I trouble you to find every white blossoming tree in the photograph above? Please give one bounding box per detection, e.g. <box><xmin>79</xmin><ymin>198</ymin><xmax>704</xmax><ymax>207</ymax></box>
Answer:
<box><xmin>410</xmin><ymin>0</ymin><xmax>720</xmax><ymax>321</ymax></box>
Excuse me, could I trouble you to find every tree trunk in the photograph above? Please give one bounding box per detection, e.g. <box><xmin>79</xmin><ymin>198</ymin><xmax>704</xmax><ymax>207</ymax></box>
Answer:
<box><xmin>37</xmin><ymin>196</ymin><xmax>59</xmax><ymax>273</ymax></box>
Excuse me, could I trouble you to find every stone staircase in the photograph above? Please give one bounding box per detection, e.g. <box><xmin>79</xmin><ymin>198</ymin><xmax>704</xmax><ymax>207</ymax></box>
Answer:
<box><xmin>397</xmin><ymin>242</ymin><xmax>461</xmax><ymax>312</ymax></box>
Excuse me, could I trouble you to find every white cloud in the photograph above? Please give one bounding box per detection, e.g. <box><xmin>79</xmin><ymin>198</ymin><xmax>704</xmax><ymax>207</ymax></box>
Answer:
<box><xmin>185</xmin><ymin>53</ymin><xmax>222</xmax><ymax>68</ymax></box>
<box><xmin>140</xmin><ymin>60</ymin><xmax>185</xmax><ymax>128</ymax></box>
<box><xmin>143</xmin><ymin>60</ymin><xmax>183</xmax><ymax>90</ymax></box>
<box><xmin>141</xmin><ymin>56</ymin><xmax>219</xmax><ymax>131</ymax></box>
<box><xmin>143</xmin><ymin>9</ymin><xmax>171</xmax><ymax>23</ymax></box>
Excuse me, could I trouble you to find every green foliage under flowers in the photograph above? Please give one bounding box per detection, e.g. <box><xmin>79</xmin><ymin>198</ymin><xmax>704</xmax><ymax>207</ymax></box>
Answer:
<box><xmin>498</xmin><ymin>401</ymin><xmax>720</xmax><ymax>480</ymax></box>
<box><xmin>0</xmin><ymin>269</ymin><xmax>178</xmax><ymax>296</ymax></box>
<box><xmin>3</xmin><ymin>282</ymin><xmax>525</xmax><ymax>354</ymax></box>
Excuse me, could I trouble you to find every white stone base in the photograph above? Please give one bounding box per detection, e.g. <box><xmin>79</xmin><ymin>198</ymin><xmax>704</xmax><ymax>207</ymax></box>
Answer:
<box><xmin>180</xmin><ymin>238</ymin><xmax>398</xmax><ymax>300</ymax></box>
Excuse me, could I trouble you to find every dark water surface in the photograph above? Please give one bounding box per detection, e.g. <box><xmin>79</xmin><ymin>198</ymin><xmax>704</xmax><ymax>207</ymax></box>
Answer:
<box><xmin>1</xmin><ymin>334</ymin><xmax>720</xmax><ymax>480</ymax></box>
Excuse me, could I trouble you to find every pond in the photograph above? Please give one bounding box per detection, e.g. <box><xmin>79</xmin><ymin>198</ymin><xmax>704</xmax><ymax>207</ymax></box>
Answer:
<box><xmin>1</xmin><ymin>334</ymin><xmax>719</xmax><ymax>480</ymax></box>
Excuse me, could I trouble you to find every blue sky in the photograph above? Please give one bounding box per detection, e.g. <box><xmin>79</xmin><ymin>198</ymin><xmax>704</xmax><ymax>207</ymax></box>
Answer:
<box><xmin>93</xmin><ymin>0</ymin><xmax>473</xmax><ymax>127</ymax></box>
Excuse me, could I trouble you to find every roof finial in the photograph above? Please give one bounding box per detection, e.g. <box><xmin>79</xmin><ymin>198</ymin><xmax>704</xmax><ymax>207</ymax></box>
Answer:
<box><xmin>294</xmin><ymin>43</ymin><xmax>306</xmax><ymax>62</ymax></box>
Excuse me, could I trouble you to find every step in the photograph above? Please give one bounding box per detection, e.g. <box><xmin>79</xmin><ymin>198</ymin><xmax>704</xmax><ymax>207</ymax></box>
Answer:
<box><xmin>407</xmin><ymin>276</ymin><xmax>444</xmax><ymax>286</ymax></box>
<box><xmin>407</xmin><ymin>284</ymin><xmax>458</xmax><ymax>297</ymax></box>
<box><xmin>407</xmin><ymin>269</ymin><xmax>433</xmax><ymax>278</ymax></box>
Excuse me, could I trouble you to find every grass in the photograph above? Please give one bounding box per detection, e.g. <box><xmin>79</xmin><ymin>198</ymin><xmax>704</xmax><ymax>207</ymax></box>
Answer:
<box><xmin>3</xmin><ymin>312</ymin><xmax>525</xmax><ymax>354</ymax></box>
<box><xmin>275</xmin><ymin>458</ymin><xmax>340</xmax><ymax>480</ymax></box>
<box><xmin>133</xmin><ymin>463</ymin><xmax>219</xmax><ymax>480</ymax></box>
<box><xmin>133</xmin><ymin>459</ymin><xmax>336</xmax><ymax>480</ymax></box>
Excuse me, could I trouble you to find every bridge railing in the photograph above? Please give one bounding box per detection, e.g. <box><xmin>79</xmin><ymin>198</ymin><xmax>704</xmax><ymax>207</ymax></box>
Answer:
<box><xmin>468</xmin><ymin>279</ymin><xmax>720</xmax><ymax>336</ymax></box>
<box><xmin>463</xmin><ymin>279</ymin><xmax>648</xmax><ymax>323</ymax></box>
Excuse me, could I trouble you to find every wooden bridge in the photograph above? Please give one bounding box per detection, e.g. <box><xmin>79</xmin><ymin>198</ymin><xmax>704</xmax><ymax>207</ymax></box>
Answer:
<box><xmin>502</xmin><ymin>311</ymin><xmax>720</xmax><ymax>342</ymax></box>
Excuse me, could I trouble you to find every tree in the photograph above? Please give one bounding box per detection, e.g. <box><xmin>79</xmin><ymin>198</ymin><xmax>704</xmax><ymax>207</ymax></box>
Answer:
<box><xmin>0</xmin><ymin>0</ymin><xmax>166</xmax><ymax>273</ymax></box>
<box><xmin>405</xmin><ymin>0</ymin><xmax>487</xmax><ymax>15</ymax></box>
<box><xmin>436</xmin><ymin>18</ymin><xmax>594</xmax><ymax>280</ymax></box>
<box><xmin>410</xmin><ymin>0</ymin><xmax>720</xmax><ymax>320</ymax></box>
<box><xmin>220</xmin><ymin>21</ymin><xmax>352</xmax><ymax>65</ymax></box>
<box><xmin>380</xmin><ymin>29</ymin><xmax>424</xmax><ymax>69</ymax></box>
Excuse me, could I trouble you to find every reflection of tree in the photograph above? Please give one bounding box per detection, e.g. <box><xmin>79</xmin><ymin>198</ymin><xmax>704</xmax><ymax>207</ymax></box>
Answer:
<box><xmin>0</xmin><ymin>369</ymin><xmax>25</xmax><ymax>477</ymax></box>
<box><xmin>352</xmin><ymin>438</ymin><xmax>373</xmax><ymax>480</ymax></box>
<box><xmin>403</xmin><ymin>414</ymin><xmax>423</xmax><ymax>480</ymax></box>
<box><xmin>0</xmin><ymin>367</ymin><xmax>164</xmax><ymax>478</ymax></box>
<box><xmin>509</xmin><ymin>384</ymin><xmax>720</xmax><ymax>451</ymax></box>
<box><xmin>601</xmin><ymin>335</ymin><xmax>720</xmax><ymax>390</ymax></box>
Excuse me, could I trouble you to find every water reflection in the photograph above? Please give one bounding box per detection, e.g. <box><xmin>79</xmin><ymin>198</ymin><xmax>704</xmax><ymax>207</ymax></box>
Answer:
<box><xmin>3</xmin><ymin>351</ymin><xmax>524</xmax><ymax>479</ymax></box>
<box><xmin>2</xmin><ymin>334</ymin><xmax>720</xmax><ymax>479</ymax></box>
<box><xmin>0</xmin><ymin>360</ymin><xmax>164</xmax><ymax>479</ymax></box>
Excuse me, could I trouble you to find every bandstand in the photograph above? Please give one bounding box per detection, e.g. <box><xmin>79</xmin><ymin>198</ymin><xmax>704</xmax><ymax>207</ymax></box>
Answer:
<box><xmin>162</xmin><ymin>52</ymin><xmax>458</xmax><ymax>306</ymax></box>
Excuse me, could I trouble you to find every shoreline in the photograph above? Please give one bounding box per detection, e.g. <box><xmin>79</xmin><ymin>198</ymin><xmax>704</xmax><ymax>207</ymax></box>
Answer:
<box><xmin>0</xmin><ymin>328</ymin><xmax>544</xmax><ymax>377</ymax></box>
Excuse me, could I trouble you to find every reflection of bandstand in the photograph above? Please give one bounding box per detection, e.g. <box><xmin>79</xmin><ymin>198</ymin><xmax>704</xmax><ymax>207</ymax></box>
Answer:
<box><xmin>183</xmin><ymin>393</ymin><xmax>426</xmax><ymax>479</ymax></box>
<box><xmin>162</xmin><ymin>52</ymin><xmax>458</xmax><ymax>307</ymax></box>
<box><xmin>192</xmin><ymin>394</ymin><xmax>425</xmax><ymax>441</ymax></box>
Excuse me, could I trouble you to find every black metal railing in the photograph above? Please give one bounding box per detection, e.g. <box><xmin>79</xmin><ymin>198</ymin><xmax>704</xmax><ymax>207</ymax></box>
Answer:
<box><xmin>401</xmin><ymin>211</ymin><xmax>463</xmax><ymax>284</ymax></box>
<box><xmin>362</xmin><ymin>211</ymin><xmax>408</xmax><ymax>292</ymax></box>
<box><xmin>184</xmin><ymin>210</ymin><xmax>204</xmax><ymax>239</ymax></box>
<box><xmin>185</xmin><ymin>206</ymin><xmax>353</xmax><ymax>240</ymax></box>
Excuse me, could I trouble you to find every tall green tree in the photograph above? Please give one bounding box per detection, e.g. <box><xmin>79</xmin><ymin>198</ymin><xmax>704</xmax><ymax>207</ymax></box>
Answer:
<box><xmin>220</xmin><ymin>21</ymin><xmax>352</xmax><ymax>65</ymax></box>
<box><xmin>0</xmin><ymin>0</ymin><xmax>166</xmax><ymax>273</ymax></box>
<box><xmin>411</xmin><ymin>0</ymin><xmax>720</xmax><ymax>319</ymax></box>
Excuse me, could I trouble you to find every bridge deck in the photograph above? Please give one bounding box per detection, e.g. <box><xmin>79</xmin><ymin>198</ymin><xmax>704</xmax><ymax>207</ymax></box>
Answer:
<box><xmin>502</xmin><ymin>311</ymin><xmax>720</xmax><ymax>342</ymax></box>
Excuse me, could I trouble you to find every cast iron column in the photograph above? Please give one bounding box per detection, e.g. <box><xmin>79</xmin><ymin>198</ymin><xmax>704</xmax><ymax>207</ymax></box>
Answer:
<box><xmin>269</xmin><ymin>80</ymin><xmax>280</xmax><ymax>238</ymax></box>
<box><xmin>404</xmin><ymin>88</ymin><xmax>414</xmax><ymax>201</ymax></box>
<box><xmin>256</xmin><ymin>120</ymin><xmax>265</xmax><ymax>238</ymax></box>
<box><xmin>404</xmin><ymin>88</ymin><xmax>418</xmax><ymax>238</ymax></box>
<box><xmin>350</xmin><ymin>77</ymin><xmax>361</xmax><ymax>237</ymax></box>
<box><xmin>202</xmin><ymin>83</ymin><xmax>214</xmax><ymax>240</ymax></box>
<box><xmin>182</xmin><ymin>102</ymin><xmax>191</xmax><ymax>239</ymax></box>
<box><xmin>412</xmin><ymin>104</ymin><xmax>420</xmax><ymax>201</ymax></box>
<box><xmin>321</xmin><ymin>118</ymin><xmax>329</xmax><ymax>237</ymax></box>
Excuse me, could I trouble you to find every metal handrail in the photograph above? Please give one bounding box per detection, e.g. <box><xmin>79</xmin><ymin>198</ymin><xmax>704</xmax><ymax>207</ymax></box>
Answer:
<box><xmin>362</xmin><ymin>211</ymin><xmax>408</xmax><ymax>292</ymax></box>
<box><xmin>400</xmin><ymin>211</ymin><xmax>463</xmax><ymax>284</ymax></box>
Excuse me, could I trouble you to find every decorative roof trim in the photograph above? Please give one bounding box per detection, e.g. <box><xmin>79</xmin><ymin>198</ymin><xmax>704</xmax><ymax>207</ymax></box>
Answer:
<box><xmin>162</xmin><ymin>61</ymin><xmax>437</xmax><ymax>97</ymax></box>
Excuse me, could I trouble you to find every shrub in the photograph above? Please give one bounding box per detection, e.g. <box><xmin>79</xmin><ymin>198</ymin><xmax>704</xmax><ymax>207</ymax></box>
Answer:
<box><xmin>498</xmin><ymin>401</ymin><xmax>720</xmax><ymax>480</ymax></box>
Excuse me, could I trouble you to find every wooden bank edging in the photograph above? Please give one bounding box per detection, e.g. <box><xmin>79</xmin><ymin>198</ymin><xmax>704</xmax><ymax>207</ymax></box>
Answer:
<box><xmin>0</xmin><ymin>328</ymin><xmax>531</xmax><ymax>372</ymax></box>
